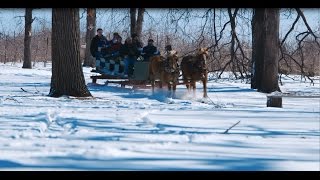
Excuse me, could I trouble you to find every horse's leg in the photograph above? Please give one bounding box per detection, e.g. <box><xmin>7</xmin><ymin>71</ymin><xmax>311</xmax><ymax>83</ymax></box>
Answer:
<box><xmin>189</xmin><ymin>80</ymin><xmax>192</xmax><ymax>93</ymax></box>
<box><xmin>192</xmin><ymin>81</ymin><xmax>196</xmax><ymax>98</ymax></box>
<box><xmin>172</xmin><ymin>83</ymin><xmax>176</xmax><ymax>99</ymax></box>
<box><xmin>183</xmin><ymin>75</ymin><xmax>189</xmax><ymax>93</ymax></box>
<box><xmin>167</xmin><ymin>83</ymin><xmax>172</xmax><ymax>98</ymax></box>
<box><xmin>184</xmin><ymin>77</ymin><xmax>189</xmax><ymax>91</ymax></box>
<box><xmin>152</xmin><ymin>80</ymin><xmax>155</xmax><ymax>95</ymax></box>
<box><xmin>203</xmin><ymin>78</ymin><xmax>208</xmax><ymax>98</ymax></box>
<box><xmin>186</xmin><ymin>80</ymin><xmax>191</xmax><ymax>93</ymax></box>
<box><xmin>203</xmin><ymin>73</ymin><xmax>208</xmax><ymax>98</ymax></box>
<box><xmin>150</xmin><ymin>75</ymin><xmax>155</xmax><ymax>95</ymax></box>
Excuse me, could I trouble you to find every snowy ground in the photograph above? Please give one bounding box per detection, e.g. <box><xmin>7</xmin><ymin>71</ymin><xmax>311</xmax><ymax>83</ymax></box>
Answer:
<box><xmin>0</xmin><ymin>62</ymin><xmax>319</xmax><ymax>170</ymax></box>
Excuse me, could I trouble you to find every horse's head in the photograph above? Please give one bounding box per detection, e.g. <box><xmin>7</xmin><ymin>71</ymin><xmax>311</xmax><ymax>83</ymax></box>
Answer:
<box><xmin>196</xmin><ymin>47</ymin><xmax>209</xmax><ymax>69</ymax></box>
<box><xmin>167</xmin><ymin>50</ymin><xmax>179</xmax><ymax>73</ymax></box>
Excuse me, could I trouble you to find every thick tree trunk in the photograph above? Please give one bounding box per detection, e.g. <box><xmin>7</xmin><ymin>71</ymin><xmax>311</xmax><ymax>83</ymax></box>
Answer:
<box><xmin>130</xmin><ymin>8</ymin><xmax>137</xmax><ymax>37</ymax></box>
<box><xmin>260</xmin><ymin>9</ymin><xmax>280</xmax><ymax>93</ymax></box>
<box><xmin>251</xmin><ymin>8</ymin><xmax>265</xmax><ymax>89</ymax></box>
<box><xmin>130</xmin><ymin>8</ymin><xmax>145</xmax><ymax>40</ymax></box>
<box><xmin>83</xmin><ymin>8</ymin><xmax>96</xmax><ymax>67</ymax></box>
<box><xmin>251</xmin><ymin>8</ymin><xmax>280</xmax><ymax>93</ymax></box>
<box><xmin>22</xmin><ymin>8</ymin><xmax>33</xmax><ymax>69</ymax></box>
<box><xmin>49</xmin><ymin>8</ymin><xmax>92</xmax><ymax>97</ymax></box>
<box><xmin>136</xmin><ymin>8</ymin><xmax>145</xmax><ymax>38</ymax></box>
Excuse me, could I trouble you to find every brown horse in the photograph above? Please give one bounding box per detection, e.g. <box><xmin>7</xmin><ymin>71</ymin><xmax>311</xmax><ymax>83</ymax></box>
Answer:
<box><xmin>149</xmin><ymin>51</ymin><xmax>180</xmax><ymax>98</ymax></box>
<box><xmin>181</xmin><ymin>47</ymin><xmax>209</xmax><ymax>98</ymax></box>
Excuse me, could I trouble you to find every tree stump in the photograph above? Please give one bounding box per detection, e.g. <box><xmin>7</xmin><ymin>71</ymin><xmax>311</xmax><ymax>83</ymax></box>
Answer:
<box><xmin>267</xmin><ymin>96</ymin><xmax>282</xmax><ymax>108</ymax></box>
<box><xmin>91</xmin><ymin>77</ymin><xmax>97</xmax><ymax>83</ymax></box>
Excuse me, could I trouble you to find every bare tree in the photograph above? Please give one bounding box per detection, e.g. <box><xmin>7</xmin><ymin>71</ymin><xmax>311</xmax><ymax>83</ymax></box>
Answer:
<box><xmin>22</xmin><ymin>8</ymin><xmax>34</xmax><ymax>69</ymax></box>
<box><xmin>130</xmin><ymin>8</ymin><xmax>145</xmax><ymax>38</ymax></box>
<box><xmin>278</xmin><ymin>8</ymin><xmax>320</xmax><ymax>85</ymax></box>
<box><xmin>251</xmin><ymin>8</ymin><xmax>281</xmax><ymax>93</ymax></box>
<box><xmin>136</xmin><ymin>8</ymin><xmax>145</xmax><ymax>37</ymax></box>
<box><xmin>130</xmin><ymin>8</ymin><xmax>137</xmax><ymax>37</ymax></box>
<box><xmin>251</xmin><ymin>9</ymin><xmax>264</xmax><ymax>89</ymax></box>
<box><xmin>49</xmin><ymin>8</ymin><xmax>91</xmax><ymax>97</ymax></box>
<box><xmin>83</xmin><ymin>8</ymin><xmax>96</xmax><ymax>67</ymax></box>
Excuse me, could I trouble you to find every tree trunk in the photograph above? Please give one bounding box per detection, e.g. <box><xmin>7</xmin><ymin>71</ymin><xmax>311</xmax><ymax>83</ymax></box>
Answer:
<box><xmin>260</xmin><ymin>8</ymin><xmax>280</xmax><ymax>93</ymax></box>
<box><xmin>228</xmin><ymin>8</ymin><xmax>237</xmax><ymax>79</ymax></box>
<box><xmin>49</xmin><ymin>8</ymin><xmax>92</xmax><ymax>98</ymax></box>
<box><xmin>251</xmin><ymin>8</ymin><xmax>265</xmax><ymax>89</ymax></box>
<box><xmin>136</xmin><ymin>8</ymin><xmax>145</xmax><ymax>38</ymax></box>
<box><xmin>83</xmin><ymin>8</ymin><xmax>96</xmax><ymax>67</ymax></box>
<box><xmin>130</xmin><ymin>8</ymin><xmax>145</xmax><ymax>40</ymax></box>
<box><xmin>22</xmin><ymin>8</ymin><xmax>33</xmax><ymax>69</ymax></box>
<box><xmin>4</xmin><ymin>35</ymin><xmax>7</xmax><ymax>64</ymax></box>
<box><xmin>251</xmin><ymin>8</ymin><xmax>280</xmax><ymax>93</ymax></box>
<box><xmin>14</xmin><ymin>31</ymin><xmax>17</xmax><ymax>63</ymax></box>
<box><xmin>130</xmin><ymin>8</ymin><xmax>137</xmax><ymax>37</ymax></box>
<box><xmin>44</xmin><ymin>37</ymin><xmax>49</xmax><ymax>67</ymax></box>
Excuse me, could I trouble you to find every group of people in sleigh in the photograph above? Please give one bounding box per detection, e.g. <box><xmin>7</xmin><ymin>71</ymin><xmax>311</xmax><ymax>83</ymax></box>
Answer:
<box><xmin>90</xmin><ymin>28</ymin><xmax>174</xmax><ymax>78</ymax></box>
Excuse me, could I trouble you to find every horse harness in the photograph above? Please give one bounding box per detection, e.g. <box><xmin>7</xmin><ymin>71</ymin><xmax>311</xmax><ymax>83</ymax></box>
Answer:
<box><xmin>164</xmin><ymin>57</ymin><xmax>180</xmax><ymax>74</ymax></box>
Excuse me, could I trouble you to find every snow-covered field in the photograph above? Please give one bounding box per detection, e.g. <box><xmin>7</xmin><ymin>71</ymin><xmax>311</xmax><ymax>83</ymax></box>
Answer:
<box><xmin>0</xmin><ymin>62</ymin><xmax>319</xmax><ymax>170</ymax></box>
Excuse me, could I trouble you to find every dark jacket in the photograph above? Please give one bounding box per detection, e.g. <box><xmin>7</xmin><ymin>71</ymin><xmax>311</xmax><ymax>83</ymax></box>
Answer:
<box><xmin>120</xmin><ymin>43</ymin><xmax>140</xmax><ymax>59</ymax></box>
<box><xmin>90</xmin><ymin>35</ymin><xmax>108</xmax><ymax>57</ymax></box>
<box><xmin>142</xmin><ymin>45</ymin><xmax>159</xmax><ymax>60</ymax></box>
<box><xmin>142</xmin><ymin>45</ymin><xmax>158</xmax><ymax>56</ymax></box>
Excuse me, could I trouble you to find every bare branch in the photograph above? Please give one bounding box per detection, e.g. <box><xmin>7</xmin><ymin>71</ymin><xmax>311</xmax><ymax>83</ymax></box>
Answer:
<box><xmin>295</xmin><ymin>8</ymin><xmax>320</xmax><ymax>48</ymax></box>
<box><xmin>207</xmin><ymin>20</ymin><xmax>230</xmax><ymax>50</ymax></box>
<box><xmin>281</xmin><ymin>13</ymin><xmax>300</xmax><ymax>46</ymax></box>
<box><xmin>222</xmin><ymin>121</ymin><xmax>241</xmax><ymax>134</ymax></box>
<box><xmin>144</xmin><ymin>10</ymin><xmax>157</xmax><ymax>24</ymax></box>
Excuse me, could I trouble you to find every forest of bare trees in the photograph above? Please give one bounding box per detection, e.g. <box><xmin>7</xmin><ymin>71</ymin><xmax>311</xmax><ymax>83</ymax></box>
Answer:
<box><xmin>0</xmin><ymin>13</ymin><xmax>51</xmax><ymax>66</ymax></box>
<box><xmin>0</xmin><ymin>8</ymin><xmax>319</xmax><ymax>82</ymax></box>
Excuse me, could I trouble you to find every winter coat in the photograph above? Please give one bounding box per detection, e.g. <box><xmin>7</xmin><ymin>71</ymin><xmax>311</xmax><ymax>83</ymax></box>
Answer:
<box><xmin>90</xmin><ymin>35</ymin><xmax>108</xmax><ymax>57</ymax></box>
<box><xmin>120</xmin><ymin>43</ymin><xmax>140</xmax><ymax>59</ymax></box>
<box><xmin>142</xmin><ymin>45</ymin><xmax>159</xmax><ymax>60</ymax></box>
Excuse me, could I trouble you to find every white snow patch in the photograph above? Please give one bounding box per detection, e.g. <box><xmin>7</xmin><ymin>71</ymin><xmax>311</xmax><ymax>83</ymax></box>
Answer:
<box><xmin>0</xmin><ymin>62</ymin><xmax>319</xmax><ymax>170</ymax></box>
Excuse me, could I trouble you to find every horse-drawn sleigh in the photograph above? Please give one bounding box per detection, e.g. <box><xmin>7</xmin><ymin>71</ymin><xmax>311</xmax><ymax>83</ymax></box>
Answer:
<box><xmin>90</xmin><ymin>48</ymin><xmax>210</xmax><ymax>98</ymax></box>
<box><xmin>90</xmin><ymin>57</ymin><xmax>172</xmax><ymax>89</ymax></box>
